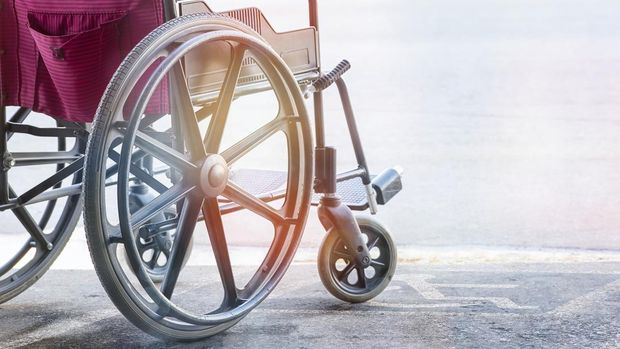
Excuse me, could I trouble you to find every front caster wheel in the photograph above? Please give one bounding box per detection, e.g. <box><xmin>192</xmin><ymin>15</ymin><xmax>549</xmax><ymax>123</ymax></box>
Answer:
<box><xmin>127</xmin><ymin>187</ymin><xmax>193</xmax><ymax>283</ymax></box>
<box><xmin>318</xmin><ymin>216</ymin><xmax>397</xmax><ymax>303</ymax></box>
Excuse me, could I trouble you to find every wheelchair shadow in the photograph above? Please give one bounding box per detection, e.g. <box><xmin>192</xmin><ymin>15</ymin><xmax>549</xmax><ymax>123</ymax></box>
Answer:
<box><xmin>0</xmin><ymin>267</ymin><xmax>383</xmax><ymax>348</ymax></box>
<box><xmin>2</xmin><ymin>305</ymin><xmax>300</xmax><ymax>348</ymax></box>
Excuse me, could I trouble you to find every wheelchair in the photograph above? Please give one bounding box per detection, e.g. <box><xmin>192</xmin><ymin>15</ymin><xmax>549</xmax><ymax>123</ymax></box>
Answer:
<box><xmin>0</xmin><ymin>0</ymin><xmax>403</xmax><ymax>340</ymax></box>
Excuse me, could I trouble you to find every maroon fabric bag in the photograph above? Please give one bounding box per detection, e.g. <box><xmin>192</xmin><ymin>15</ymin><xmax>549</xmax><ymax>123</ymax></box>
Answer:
<box><xmin>0</xmin><ymin>0</ymin><xmax>167</xmax><ymax>122</ymax></box>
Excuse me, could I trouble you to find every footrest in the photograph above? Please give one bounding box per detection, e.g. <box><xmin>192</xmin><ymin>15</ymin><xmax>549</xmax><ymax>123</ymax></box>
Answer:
<box><xmin>227</xmin><ymin>169</ymin><xmax>370</xmax><ymax>211</ymax></box>
<box><xmin>228</xmin><ymin>169</ymin><xmax>288</xmax><ymax>196</ymax></box>
<box><xmin>311</xmin><ymin>176</ymin><xmax>369</xmax><ymax>210</ymax></box>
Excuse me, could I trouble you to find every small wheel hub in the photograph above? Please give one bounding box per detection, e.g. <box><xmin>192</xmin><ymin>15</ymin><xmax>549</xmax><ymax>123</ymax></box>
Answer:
<box><xmin>200</xmin><ymin>154</ymin><xmax>229</xmax><ymax>197</ymax></box>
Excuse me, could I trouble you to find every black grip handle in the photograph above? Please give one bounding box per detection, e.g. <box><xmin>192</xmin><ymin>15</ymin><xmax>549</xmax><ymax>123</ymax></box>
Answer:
<box><xmin>312</xmin><ymin>60</ymin><xmax>351</xmax><ymax>91</ymax></box>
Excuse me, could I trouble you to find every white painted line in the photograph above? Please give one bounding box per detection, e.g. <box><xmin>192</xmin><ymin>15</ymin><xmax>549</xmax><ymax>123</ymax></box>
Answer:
<box><xmin>397</xmin><ymin>274</ymin><xmax>538</xmax><ymax>310</ymax></box>
<box><xmin>448</xmin><ymin>297</ymin><xmax>538</xmax><ymax>310</ymax></box>
<box><xmin>548</xmin><ymin>278</ymin><xmax>620</xmax><ymax>315</ymax></box>
<box><xmin>432</xmin><ymin>283</ymin><xmax>519</xmax><ymax>289</ymax></box>
<box><xmin>253</xmin><ymin>308</ymin><xmax>525</xmax><ymax>317</ymax></box>
<box><xmin>369</xmin><ymin>301</ymin><xmax>478</xmax><ymax>309</ymax></box>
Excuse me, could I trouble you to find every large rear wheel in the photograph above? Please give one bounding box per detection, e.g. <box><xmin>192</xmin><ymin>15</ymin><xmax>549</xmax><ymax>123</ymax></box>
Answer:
<box><xmin>83</xmin><ymin>14</ymin><xmax>312</xmax><ymax>340</ymax></box>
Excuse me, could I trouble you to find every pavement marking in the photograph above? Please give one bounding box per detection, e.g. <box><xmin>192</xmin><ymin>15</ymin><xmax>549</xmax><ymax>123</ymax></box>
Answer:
<box><xmin>397</xmin><ymin>274</ymin><xmax>538</xmax><ymax>310</ymax></box>
<box><xmin>402</xmin><ymin>274</ymin><xmax>446</xmax><ymax>299</ymax></box>
<box><xmin>433</xmin><ymin>283</ymin><xmax>518</xmax><ymax>289</ymax></box>
<box><xmin>369</xmin><ymin>301</ymin><xmax>478</xmax><ymax>309</ymax></box>
<box><xmin>416</xmin><ymin>264</ymin><xmax>620</xmax><ymax>275</ymax></box>
<box><xmin>444</xmin><ymin>296</ymin><xmax>537</xmax><ymax>310</ymax></box>
<box><xmin>548</xmin><ymin>278</ymin><xmax>620</xmax><ymax>315</ymax></box>
<box><xmin>253</xmin><ymin>308</ymin><xmax>525</xmax><ymax>317</ymax></box>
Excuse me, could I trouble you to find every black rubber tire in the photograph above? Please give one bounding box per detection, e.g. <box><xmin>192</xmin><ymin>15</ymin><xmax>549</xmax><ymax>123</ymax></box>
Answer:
<box><xmin>318</xmin><ymin>215</ymin><xmax>397</xmax><ymax>303</ymax></box>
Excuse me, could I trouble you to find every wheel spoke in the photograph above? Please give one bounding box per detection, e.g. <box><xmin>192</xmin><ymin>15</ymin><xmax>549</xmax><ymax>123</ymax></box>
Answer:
<box><xmin>204</xmin><ymin>45</ymin><xmax>246</xmax><ymax>153</ymax></box>
<box><xmin>220</xmin><ymin>117</ymin><xmax>290</xmax><ymax>165</ymax></box>
<box><xmin>133</xmin><ymin>130</ymin><xmax>197</xmax><ymax>174</ymax></box>
<box><xmin>148</xmin><ymin>251</ymin><xmax>160</xmax><ymax>269</ymax></box>
<box><xmin>139</xmin><ymin>240</ymin><xmax>157</xmax><ymax>252</ymax></box>
<box><xmin>356</xmin><ymin>267</ymin><xmax>367</xmax><ymax>289</ymax></box>
<box><xmin>170</xmin><ymin>63</ymin><xmax>206</xmax><ymax>160</ymax></box>
<box><xmin>338</xmin><ymin>263</ymin><xmax>355</xmax><ymax>282</ymax></box>
<box><xmin>16</xmin><ymin>157</ymin><xmax>83</xmax><ymax>204</ymax></box>
<box><xmin>107</xmin><ymin>149</ymin><xmax>168</xmax><ymax>194</ymax></box>
<box><xmin>138</xmin><ymin>114</ymin><xmax>168</xmax><ymax>130</ymax></box>
<box><xmin>222</xmin><ymin>181</ymin><xmax>286</xmax><ymax>224</ymax></box>
<box><xmin>367</xmin><ymin>235</ymin><xmax>381</xmax><ymax>250</ymax></box>
<box><xmin>8</xmin><ymin>187</ymin><xmax>51</xmax><ymax>250</ymax></box>
<box><xmin>160</xmin><ymin>196</ymin><xmax>202</xmax><ymax>299</ymax></box>
<box><xmin>370</xmin><ymin>259</ymin><xmax>386</xmax><ymax>268</ymax></box>
<box><xmin>202</xmin><ymin>198</ymin><xmax>238</xmax><ymax>307</ymax></box>
<box><xmin>11</xmin><ymin>207</ymin><xmax>51</xmax><ymax>250</ymax></box>
<box><xmin>333</xmin><ymin>249</ymin><xmax>350</xmax><ymax>260</ymax></box>
<box><xmin>116</xmin><ymin>183</ymin><xmax>196</xmax><ymax>239</ymax></box>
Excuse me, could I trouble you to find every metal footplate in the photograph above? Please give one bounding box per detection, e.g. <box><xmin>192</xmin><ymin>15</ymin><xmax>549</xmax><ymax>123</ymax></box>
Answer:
<box><xmin>227</xmin><ymin>167</ymin><xmax>402</xmax><ymax>211</ymax></box>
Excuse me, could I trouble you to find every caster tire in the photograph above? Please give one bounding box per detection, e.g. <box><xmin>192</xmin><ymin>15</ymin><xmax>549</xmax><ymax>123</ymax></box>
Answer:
<box><xmin>318</xmin><ymin>216</ymin><xmax>397</xmax><ymax>303</ymax></box>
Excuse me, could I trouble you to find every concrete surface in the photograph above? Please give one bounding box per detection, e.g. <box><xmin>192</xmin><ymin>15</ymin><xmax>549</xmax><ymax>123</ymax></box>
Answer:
<box><xmin>0</xmin><ymin>262</ymin><xmax>618</xmax><ymax>348</ymax></box>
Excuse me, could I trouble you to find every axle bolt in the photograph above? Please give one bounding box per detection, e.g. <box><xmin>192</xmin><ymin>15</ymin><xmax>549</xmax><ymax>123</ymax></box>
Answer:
<box><xmin>2</xmin><ymin>154</ymin><xmax>15</xmax><ymax>170</ymax></box>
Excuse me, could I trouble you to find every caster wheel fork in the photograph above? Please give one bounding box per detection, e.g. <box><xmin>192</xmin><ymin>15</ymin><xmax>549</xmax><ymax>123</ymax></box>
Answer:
<box><xmin>318</xmin><ymin>215</ymin><xmax>397</xmax><ymax>303</ymax></box>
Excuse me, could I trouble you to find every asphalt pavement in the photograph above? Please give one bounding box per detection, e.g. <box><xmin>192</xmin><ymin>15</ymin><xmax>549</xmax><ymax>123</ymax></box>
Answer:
<box><xmin>0</xmin><ymin>262</ymin><xmax>618</xmax><ymax>348</ymax></box>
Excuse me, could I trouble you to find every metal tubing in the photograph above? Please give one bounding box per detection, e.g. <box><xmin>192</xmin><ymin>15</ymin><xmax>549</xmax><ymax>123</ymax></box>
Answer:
<box><xmin>6</xmin><ymin>122</ymin><xmax>85</xmax><ymax>138</ymax></box>
<box><xmin>0</xmin><ymin>106</ymin><xmax>8</xmax><ymax>203</ymax></box>
<box><xmin>337</xmin><ymin>168</ymin><xmax>367</xmax><ymax>182</ymax></box>
<box><xmin>308</xmin><ymin>0</ymin><xmax>319</xmax><ymax>29</ymax></box>
<box><xmin>335</xmin><ymin>79</ymin><xmax>371</xmax><ymax>185</ymax></box>
<box><xmin>9</xmin><ymin>107</ymin><xmax>31</xmax><ymax>123</ymax></box>
<box><xmin>0</xmin><ymin>184</ymin><xmax>82</xmax><ymax>212</ymax></box>
<box><xmin>313</xmin><ymin>93</ymin><xmax>326</xmax><ymax>149</ymax></box>
<box><xmin>16</xmin><ymin>157</ymin><xmax>84</xmax><ymax>204</ymax></box>
<box><xmin>314</xmin><ymin>146</ymin><xmax>337</xmax><ymax>193</ymax></box>
<box><xmin>163</xmin><ymin>0</ymin><xmax>176</xmax><ymax>21</ymax></box>
<box><xmin>308</xmin><ymin>0</ymin><xmax>326</xmax><ymax>148</ymax></box>
<box><xmin>13</xmin><ymin>152</ymin><xmax>81</xmax><ymax>166</ymax></box>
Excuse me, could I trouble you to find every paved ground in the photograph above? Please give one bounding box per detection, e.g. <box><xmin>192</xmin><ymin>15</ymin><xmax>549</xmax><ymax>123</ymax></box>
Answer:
<box><xmin>0</xmin><ymin>262</ymin><xmax>618</xmax><ymax>348</ymax></box>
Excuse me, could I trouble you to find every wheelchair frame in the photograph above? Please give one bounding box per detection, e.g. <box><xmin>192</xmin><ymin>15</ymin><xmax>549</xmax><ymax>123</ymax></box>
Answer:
<box><xmin>0</xmin><ymin>0</ymin><xmax>403</xmax><ymax>340</ymax></box>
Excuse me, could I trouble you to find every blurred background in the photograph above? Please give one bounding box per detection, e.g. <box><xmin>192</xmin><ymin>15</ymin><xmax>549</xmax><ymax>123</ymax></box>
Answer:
<box><xmin>206</xmin><ymin>0</ymin><xmax>620</xmax><ymax>251</ymax></box>
<box><xmin>4</xmin><ymin>0</ymin><xmax>620</xmax><ymax>262</ymax></box>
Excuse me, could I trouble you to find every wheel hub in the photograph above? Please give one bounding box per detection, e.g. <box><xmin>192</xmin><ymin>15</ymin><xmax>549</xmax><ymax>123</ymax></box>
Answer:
<box><xmin>200</xmin><ymin>154</ymin><xmax>229</xmax><ymax>197</ymax></box>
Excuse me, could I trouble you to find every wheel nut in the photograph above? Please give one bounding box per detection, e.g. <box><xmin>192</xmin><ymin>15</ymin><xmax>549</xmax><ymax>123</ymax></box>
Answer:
<box><xmin>362</xmin><ymin>256</ymin><xmax>370</xmax><ymax>266</ymax></box>
<box><xmin>2</xmin><ymin>154</ymin><xmax>15</xmax><ymax>170</ymax></box>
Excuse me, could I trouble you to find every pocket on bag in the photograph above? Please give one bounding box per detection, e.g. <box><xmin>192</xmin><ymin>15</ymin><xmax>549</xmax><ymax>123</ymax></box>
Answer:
<box><xmin>28</xmin><ymin>11</ymin><xmax>127</xmax><ymax>121</ymax></box>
